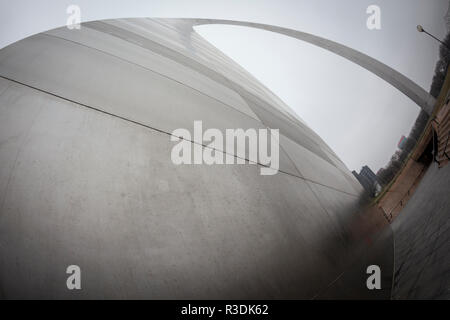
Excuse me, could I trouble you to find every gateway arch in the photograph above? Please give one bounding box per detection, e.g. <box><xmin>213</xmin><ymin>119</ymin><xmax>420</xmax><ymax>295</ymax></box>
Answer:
<box><xmin>182</xmin><ymin>18</ymin><xmax>436</xmax><ymax>115</ymax></box>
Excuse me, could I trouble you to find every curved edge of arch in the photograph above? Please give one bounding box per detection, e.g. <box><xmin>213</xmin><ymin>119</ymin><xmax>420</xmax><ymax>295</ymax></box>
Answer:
<box><xmin>165</xmin><ymin>18</ymin><xmax>435</xmax><ymax>115</ymax></box>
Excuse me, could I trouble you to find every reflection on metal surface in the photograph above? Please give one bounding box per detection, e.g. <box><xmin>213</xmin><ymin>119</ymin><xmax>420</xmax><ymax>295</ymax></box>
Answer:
<box><xmin>0</xmin><ymin>18</ymin><xmax>393</xmax><ymax>299</ymax></box>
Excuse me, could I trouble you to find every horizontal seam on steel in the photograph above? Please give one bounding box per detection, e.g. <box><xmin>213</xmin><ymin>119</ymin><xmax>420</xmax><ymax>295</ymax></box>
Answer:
<box><xmin>41</xmin><ymin>32</ymin><xmax>262</xmax><ymax>124</ymax></box>
<box><xmin>0</xmin><ymin>74</ymin><xmax>359</xmax><ymax>197</ymax></box>
<box><xmin>86</xmin><ymin>21</ymin><xmax>322</xmax><ymax>141</ymax></box>
<box><xmin>83</xmin><ymin>20</ymin><xmax>340</xmax><ymax>167</ymax></box>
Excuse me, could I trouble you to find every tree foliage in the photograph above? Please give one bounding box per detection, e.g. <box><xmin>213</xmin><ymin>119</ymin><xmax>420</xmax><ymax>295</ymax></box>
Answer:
<box><xmin>376</xmin><ymin>32</ymin><xmax>449</xmax><ymax>187</ymax></box>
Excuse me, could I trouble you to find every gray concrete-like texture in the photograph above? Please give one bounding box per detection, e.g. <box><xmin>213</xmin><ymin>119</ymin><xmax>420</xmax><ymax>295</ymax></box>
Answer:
<box><xmin>0</xmin><ymin>18</ymin><xmax>393</xmax><ymax>299</ymax></box>
<box><xmin>391</xmin><ymin>163</ymin><xmax>450</xmax><ymax>299</ymax></box>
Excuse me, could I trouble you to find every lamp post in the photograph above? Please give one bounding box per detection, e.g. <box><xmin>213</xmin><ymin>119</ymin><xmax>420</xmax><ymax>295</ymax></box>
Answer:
<box><xmin>417</xmin><ymin>25</ymin><xmax>450</xmax><ymax>50</ymax></box>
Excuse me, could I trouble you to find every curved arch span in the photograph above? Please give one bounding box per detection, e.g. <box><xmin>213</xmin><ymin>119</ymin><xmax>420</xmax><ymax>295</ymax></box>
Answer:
<box><xmin>172</xmin><ymin>18</ymin><xmax>435</xmax><ymax>115</ymax></box>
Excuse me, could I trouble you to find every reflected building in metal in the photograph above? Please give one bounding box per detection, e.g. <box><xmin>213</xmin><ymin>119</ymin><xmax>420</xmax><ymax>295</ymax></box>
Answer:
<box><xmin>0</xmin><ymin>18</ymin><xmax>392</xmax><ymax>299</ymax></box>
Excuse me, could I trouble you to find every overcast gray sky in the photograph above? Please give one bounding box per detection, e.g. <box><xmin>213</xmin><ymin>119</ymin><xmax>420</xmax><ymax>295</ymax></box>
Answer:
<box><xmin>0</xmin><ymin>0</ymin><xmax>448</xmax><ymax>172</ymax></box>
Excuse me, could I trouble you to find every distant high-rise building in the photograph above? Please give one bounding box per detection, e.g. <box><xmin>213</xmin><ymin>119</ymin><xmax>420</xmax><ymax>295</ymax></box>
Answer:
<box><xmin>352</xmin><ymin>165</ymin><xmax>378</xmax><ymax>195</ymax></box>
<box><xmin>360</xmin><ymin>165</ymin><xmax>378</xmax><ymax>185</ymax></box>
<box><xmin>0</xmin><ymin>17</ymin><xmax>367</xmax><ymax>299</ymax></box>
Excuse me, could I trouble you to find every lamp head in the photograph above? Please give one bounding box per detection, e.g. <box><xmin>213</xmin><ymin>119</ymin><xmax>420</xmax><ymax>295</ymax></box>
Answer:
<box><xmin>417</xmin><ymin>25</ymin><xmax>424</xmax><ymax>32</ymax></box>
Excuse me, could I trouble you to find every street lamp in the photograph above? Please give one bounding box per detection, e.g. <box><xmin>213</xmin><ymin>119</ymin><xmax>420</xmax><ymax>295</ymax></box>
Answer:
<box><xmin>417</xmin><ymin>25</ymin><xmax>450</xmax><ymax>50</ymax></box>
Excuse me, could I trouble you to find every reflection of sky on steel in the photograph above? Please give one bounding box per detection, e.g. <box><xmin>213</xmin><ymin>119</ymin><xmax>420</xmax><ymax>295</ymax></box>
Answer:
<box><xmin>0</xmin><ymin>1</ymin><xmax>446</xmax><ymax>172</ymax></box>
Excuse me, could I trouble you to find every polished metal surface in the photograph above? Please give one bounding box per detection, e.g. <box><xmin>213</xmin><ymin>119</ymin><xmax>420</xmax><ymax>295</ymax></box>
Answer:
<box><xmin>0</xmin><ymin>18</ymin><xmax>392</xmax><ymax>299</ymax></box>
